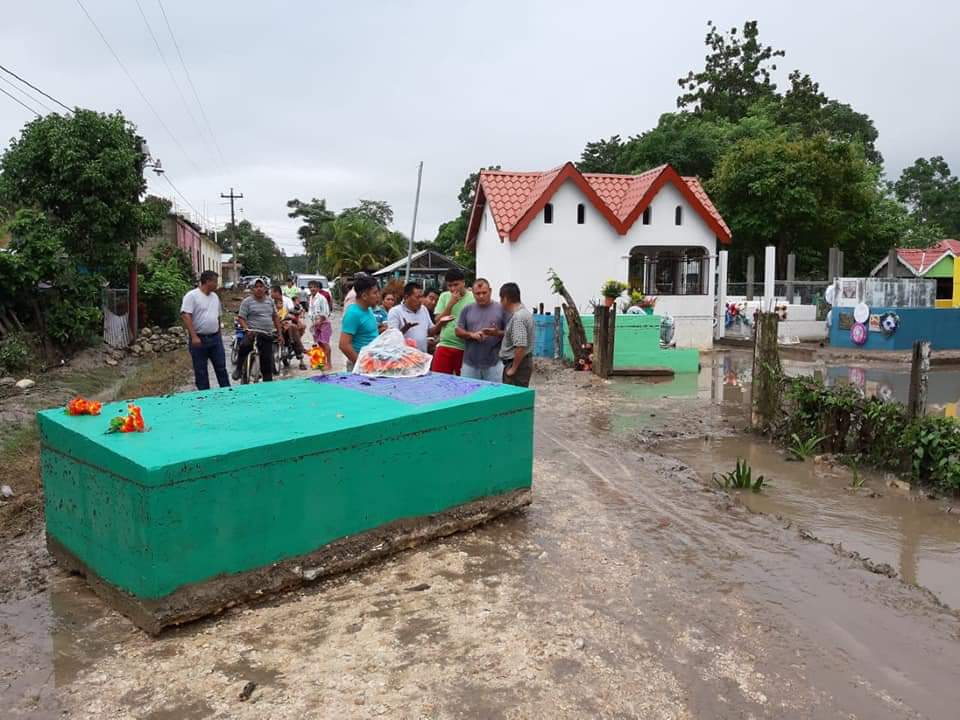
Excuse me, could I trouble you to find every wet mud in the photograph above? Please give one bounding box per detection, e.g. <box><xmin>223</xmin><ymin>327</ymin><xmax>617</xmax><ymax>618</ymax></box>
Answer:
<box><xmin>2</xmin><ymin>354</ymin><xmax>960</xmax><ymax>718</ymax></box>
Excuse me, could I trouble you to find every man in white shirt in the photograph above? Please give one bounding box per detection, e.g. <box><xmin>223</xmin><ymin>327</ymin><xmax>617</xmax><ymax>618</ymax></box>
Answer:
<box><xmin>386</xmin><ymin>282</ymin><xmax>440</xmax><ymax>353</ymax></box>
<box><xmin>180</xmin><ymin>271</ymin><xmax>230</xmax><ymax>390</ymax></box>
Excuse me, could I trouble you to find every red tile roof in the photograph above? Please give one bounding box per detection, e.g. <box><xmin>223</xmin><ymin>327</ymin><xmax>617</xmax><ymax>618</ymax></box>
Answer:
<box><xmin>893</xmin><ymin>239</ymin><xmax>960</xmax><ymax>275</ymax></box>
<box><xmin>465</xmin><ymin>161</ymin><xmax>732</xmax><ymax>249</ymax></box>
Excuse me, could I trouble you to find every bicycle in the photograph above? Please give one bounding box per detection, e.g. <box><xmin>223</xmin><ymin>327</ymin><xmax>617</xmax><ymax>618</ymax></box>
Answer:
<box><xmin>230</xmin><ymin>317</ymin><xmax>244</xmax><ymax>365</ymax></box>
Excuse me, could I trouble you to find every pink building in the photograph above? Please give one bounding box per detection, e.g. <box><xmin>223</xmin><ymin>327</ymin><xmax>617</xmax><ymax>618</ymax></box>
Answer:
<box><xmin>139</xmin><ymin>214</ymin><xmax>221</xmax><ymax>278</ymax></box>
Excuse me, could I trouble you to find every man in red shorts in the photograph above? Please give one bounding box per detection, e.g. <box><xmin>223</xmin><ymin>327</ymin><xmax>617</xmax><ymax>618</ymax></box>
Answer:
<box><xmin>430</xmin><ymin>268</ymin><xmax>473</xmax><ymax>375</ymax></box>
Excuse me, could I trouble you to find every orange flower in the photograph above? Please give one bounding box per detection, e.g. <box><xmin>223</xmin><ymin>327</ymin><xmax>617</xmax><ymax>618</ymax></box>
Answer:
<box><xmin>308</xmin><ymin>347</ymin><xmax>326</xmax><ymax>370</ymax></box>
<box><xmin>107</xmin><ymin>404</ymin><xmax>146</xmax><ymax>433</ymax></box>
<box><xmin>66</xmin><ymin>396</ymin><xmax>102</xmax><ymax>416</ymax></box>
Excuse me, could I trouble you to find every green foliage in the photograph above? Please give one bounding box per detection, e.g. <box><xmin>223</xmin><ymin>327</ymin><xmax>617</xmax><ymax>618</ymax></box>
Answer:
<box><xmin>571</xmin><ymin>19</ymin><xmax>930</xmax><ymax>278</ymax></box>
<box><xmin>140</xmin><ymin>244</ymin><xmax>193</xmax><ymax>328</ymax></box>
<box><xmin>707</xmin><ymin>132</ymin><xmax>877</xmax><ymax>276</ymax></box>
<box><xmin>677</xmin><ymin>20</ymin><xmax>785</xmax><ymax>121</ymax></box>
<box><xmin>776</xmin><ymin>71</ymin><xmax>881</xmax><ymax>165</ymax></box>
<box><xmin>601</xmin><ymin>279</ymin><xmax>628</xmax><ymax>298</ymax></box>
<box><xmin>0</xmin><ymin>209</ymin><xmax>103</xmax><ymax>353</ymax></box>
<box><xmin>0</xmin><ymin>332</ymin><xmax>33</xmax><ymax>373</ymax></box>
<box><xmin>713</xmin><ymin>459</ymin><xmax>766</xmax><ymax>492</ymax></box>
<box><xmin>787</xmin><ymin>433</ymin><xmax>825</xmax><ymax>461</ymax></box>
<box><xmin>220</xmin><ymin>220</ymin><xmax>288</xmax><ymax>278</ymax></box>
<box><xmin>0</xmin><ymin>109</ymin><xmax>160</xmax><ymax>281</ymax></box>
<box><xmin>578</xmin><ymin>136</ymin><xmax>625</xmax><ymax>173</ymax></box>
<box><xmin>849</xmin><ymin>465</ymin><xmax>866</xmax><ymax>489</ymax></box>
<box><xmin>893</xmin><ymin>156</ymin><xmax>960</xmax><ymax>237</ymax></box>
<box><xmin>341</xmin><ymin>199</ymin><xmax>394</xmax><ymax>227</ymax></box>
<box><xmin>323</xmin><ymin>215</ymin><xmax>405</xmax><ymax>277</ymax></box>
<box><xmin>904</xmin><ymin>417</ymin><xmax>960</xmax><ymax>493</ymax></box>
<box><xmin>287</xmin><ymin>198</ymin><xmax>335</xmax><ymax>272</ymax></box>
<box><xmin>426</xmin><ymin>167</ymin><xmax>501</xmax><ymax>271</ymax></box>
<box><xmin>781</xmin><ymin>377</ymin><xmax>960</xmax><ymax>494</ymax></box>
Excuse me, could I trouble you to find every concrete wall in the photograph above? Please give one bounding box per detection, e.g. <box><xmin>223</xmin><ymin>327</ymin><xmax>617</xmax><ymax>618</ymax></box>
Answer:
<box><xmin>538</xmin><ymin>313</ymin><xmax>700</xmax><ymax>372</ymax></box>
<box><xmin>830</xmin><ymin>307</ymin><xmax>960</xmax><ymax>350</ymax></box>
<box><xmin>475</xmin><ymin>180</ymin><xmax>719</xmax><ymax>349</ymax></box>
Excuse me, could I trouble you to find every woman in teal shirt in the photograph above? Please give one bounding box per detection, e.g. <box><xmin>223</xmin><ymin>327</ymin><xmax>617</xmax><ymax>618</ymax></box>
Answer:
<box><xmin>339</xmin><ymin>275</ymin><xmax>381</xmax><ymax>370</ymax></box>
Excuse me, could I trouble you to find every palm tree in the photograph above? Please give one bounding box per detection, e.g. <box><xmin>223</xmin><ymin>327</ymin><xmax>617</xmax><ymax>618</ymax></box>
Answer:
<box><xmin>324</xmin><ymin>216</ymin><xmax>406</xmax><ymax>277</ymax></box>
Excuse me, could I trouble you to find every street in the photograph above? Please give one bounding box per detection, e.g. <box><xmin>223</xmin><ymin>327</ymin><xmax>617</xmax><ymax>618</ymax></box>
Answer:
<box><xmin>3</xmin><ymin>354</ymin><xmax>959</xmax><ymax>719</ymax></box>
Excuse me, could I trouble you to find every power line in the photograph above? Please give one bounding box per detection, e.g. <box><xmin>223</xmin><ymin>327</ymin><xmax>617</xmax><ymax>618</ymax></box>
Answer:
<box><xmin>156</xmin><ymin>0</ymin><xmax>227</xmax><ymax>167</ymax></box>
<box><xmin>0</xmin><ymin>85</ymin><xmax>40</xmax><ymax>117</ymax></box>
<box><xmin>133</xmin><ymin>0</ymin><xmax>217</xmax><ymax>168</ymax></box>
<box><xmin>73</xmin><ymin>0</ymin><xmax>200</xmax><ymax>172</ymax></box>
<box><xmin>0</xmin><ymin>63</ymin><xmax>72</xmax><ymax>113</ymax></box>
<box><xmin>161</xmin><ymin>172</ymin><xmax>213</xmax><ymax>228</ymax></box>
<box><xmin>0</xmin><ymin>73</ymin><xmax>54</xmax><ymax>114</ymax></box>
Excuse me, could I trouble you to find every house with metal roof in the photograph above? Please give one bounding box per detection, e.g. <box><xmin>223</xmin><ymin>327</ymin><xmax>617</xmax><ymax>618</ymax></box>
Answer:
<box><xmin>465</xmin><ymin>161</ymin><xmax>731</xmax><ymax>348</ymax></box>
<box><xmin>374</xmin><ymin>249</ymin><xmax>467</xmax><ymax>290</ymax></box>
<box><xmin>869</xmin><ymin>239</ymin><xmax>960</xmax><ymax>307</ymax></box>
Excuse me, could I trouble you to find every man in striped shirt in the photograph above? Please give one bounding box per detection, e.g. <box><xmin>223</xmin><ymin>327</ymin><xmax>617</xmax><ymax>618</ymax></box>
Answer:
<box><xmin>498</xmin><ymin>282</ymin><xmax>534</xmax><ymax>388</ymax></box>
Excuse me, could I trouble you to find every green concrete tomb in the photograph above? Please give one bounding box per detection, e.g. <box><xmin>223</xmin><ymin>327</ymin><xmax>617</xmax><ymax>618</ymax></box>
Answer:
<box><xmin>39</xmin><ymin>373</ymin><xmax>534</xmax><ymax>633</ymax></box>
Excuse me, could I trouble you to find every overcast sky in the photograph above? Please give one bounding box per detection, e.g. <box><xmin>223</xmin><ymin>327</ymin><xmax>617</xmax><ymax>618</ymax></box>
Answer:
<box><xmin>1</xmin><ymin>1</ymin><xmax>957</xmax><ymax>255</ymax></box>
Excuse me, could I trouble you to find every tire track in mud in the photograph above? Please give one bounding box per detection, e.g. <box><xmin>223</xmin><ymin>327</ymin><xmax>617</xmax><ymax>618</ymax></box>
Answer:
<box><xmin>533</xmin><ymin>377</ymin><xmax>960</xmax><ymax>719</ymax></box>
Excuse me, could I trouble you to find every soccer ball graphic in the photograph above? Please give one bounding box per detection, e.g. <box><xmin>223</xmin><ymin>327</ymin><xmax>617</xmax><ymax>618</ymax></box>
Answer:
<box><xmin>879</xmin><ymin>312</ymin><xmax>899</xmax><ymax>336</ymax></box>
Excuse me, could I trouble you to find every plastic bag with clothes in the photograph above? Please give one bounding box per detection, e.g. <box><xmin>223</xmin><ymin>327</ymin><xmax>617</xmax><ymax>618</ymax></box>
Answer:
<box><xmin>353</xmin><ymin>328</ymin><xmax>432</xmax><ymax>378</ymax></box>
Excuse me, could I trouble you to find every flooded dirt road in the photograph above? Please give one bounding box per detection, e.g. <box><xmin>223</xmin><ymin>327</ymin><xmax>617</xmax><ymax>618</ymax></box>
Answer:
<box><xmin>3</xmin><ymin>357</ymin><xmax>960</xmax><ymax>718</ymax></box>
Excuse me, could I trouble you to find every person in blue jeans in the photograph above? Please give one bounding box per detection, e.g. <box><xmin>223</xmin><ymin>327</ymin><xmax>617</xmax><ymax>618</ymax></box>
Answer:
<box><xmin>456</xmin><ymin>278</ymin><xmax>507</xmax><ymax>382</ymax></box>
<box><xmin>339</xmin><ymin>274</ymin><xmax>382</xmax><ymax>371</ymax></box>
<box><xmin>180</xmin><ymin>270</ymin><xmax>230</xmax><ymax>390</ymax></box>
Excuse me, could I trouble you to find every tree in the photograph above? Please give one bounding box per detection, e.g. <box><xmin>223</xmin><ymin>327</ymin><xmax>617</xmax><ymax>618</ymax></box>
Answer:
<box><xmin>677</xmin><ymin>20</ymin><xmax>785</xmax><ymax>121</ymax></box>
<box><xmin>893</xmin><ymin>157</ymin><xmax>960</xmax><ymax>237</ymax></box>
<box><xmin>708</xmin><ymin>132</ymin><xmax>877</xmax><ymax>276</ymax></box>
<box><xmin>341</xmin><ymin>199</ymin><xmax>394</xmax><ymax>227</ymax></box>
<box><xmin>287</xmin><ymin>197</ymin><xmax>335</xmax><ymax>273</ymax></box>
<box><xmin>220</xmin><ymin>220</ymin><xmax>288</xmax><ymax>278</ymax></box>
<box><xmin>617</xmin><ymin>113</ymin><xmax>733</xmax><ymax>178</ymax></box>
<box><xmin>0</xmin><ymin>209</ymin><xmax>102</xmax><ymax>356</ymax></box>
<box><xmin>427</xmin><ymin>167</ymin><xmax>500</xmax><ymax>269</ymax></box>
<box><xmin>577</xmin><ymin>136</ymin><xmax>624</xmax><ymax>173</ymax></box>
<box><xmin>0</xmin><ymin>109</ymin><xmax>162</xmax><ymax>283</ymax></box>
<box><xmin>777</xmin><ymin>71</ymin><xmax>882</xmax><ymax>164</ymax></box>
<box><xmin>323</xmin><ymin>216</ymin><xmax>404</xmax><ymax>277</ymax></box>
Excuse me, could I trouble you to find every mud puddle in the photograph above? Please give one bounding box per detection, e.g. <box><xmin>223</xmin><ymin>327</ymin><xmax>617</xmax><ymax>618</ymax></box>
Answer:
<box><xmin>660</xmin><ymin>434</ymin><xmax>960</xmax><ymax>608</ymax></box>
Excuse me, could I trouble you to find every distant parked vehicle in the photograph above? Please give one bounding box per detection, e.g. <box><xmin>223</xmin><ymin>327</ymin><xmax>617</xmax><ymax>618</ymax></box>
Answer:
<box><xmin>294</xmin><ymin>273</ymin><xmax>330</xmax><ymax>292</ymax></box>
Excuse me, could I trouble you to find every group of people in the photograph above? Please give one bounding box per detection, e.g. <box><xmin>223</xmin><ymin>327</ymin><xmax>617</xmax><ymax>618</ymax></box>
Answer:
<box><xmin>338</xmin><ymin>268</ymin><xmax>534</xmax><ymax>387</ymax></box>
<box><xmin>179</xmin><ymin>268</ymin><xmax>534</xmax><ymax>390</ymax></box>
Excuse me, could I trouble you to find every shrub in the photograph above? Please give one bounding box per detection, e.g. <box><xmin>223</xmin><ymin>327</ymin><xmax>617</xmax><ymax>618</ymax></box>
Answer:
<box><xmin>904</xmin><ymin>416</ymin><xmax>960</xmax><ymax>493</ymax></box>
<box><xmin>140</xmin><ymin>244</ymin><xmax>193</xmax><ymax>328</ymax></box>
<box><xmin>780</xmin><ymin>375</ymin><xmax>960</xmax><ymax>494</ymax></box>
<box><xmin>0</xmin><ymin>332</ymin><xmax>33</xmax><ymax>373</ymax></box>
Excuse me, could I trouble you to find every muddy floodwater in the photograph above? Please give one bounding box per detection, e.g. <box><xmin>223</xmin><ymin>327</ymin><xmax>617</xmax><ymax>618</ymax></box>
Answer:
<box><xmin>3</xmin><ymin>355</ymin><xmax>960</xmax><ymax>719</ymax></box>
<box><xmin>636</xmin><ymin>351</ymin><xmax>960</xmax><ymax>607</ymax></box>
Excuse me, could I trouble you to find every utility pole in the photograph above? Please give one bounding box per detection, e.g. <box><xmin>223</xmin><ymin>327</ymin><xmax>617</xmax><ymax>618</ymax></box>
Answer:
<box><xmin>404</xmin><ymin>162</ymin><xmax>423</xmax><ymax>283</ymax></box>
<box><xmin>220</xmin><ymin>187</ymin><xmax>243</xmax><ymax>268</ymax></box>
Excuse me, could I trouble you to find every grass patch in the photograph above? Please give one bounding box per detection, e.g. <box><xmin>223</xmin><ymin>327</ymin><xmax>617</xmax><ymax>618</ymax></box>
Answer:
<box><xmin>0</xmin><ymin>351</ymin><xmax>193</xmax><ymax>542</ymax></box>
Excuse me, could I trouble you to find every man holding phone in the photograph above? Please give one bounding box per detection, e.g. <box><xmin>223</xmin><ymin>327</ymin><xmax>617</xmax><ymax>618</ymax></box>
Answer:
<box><xmin>456</xmin><ymin>278</ymin><xmax>507</xmax><ymax>382</ymax></box>
<box><xmin>431</xmin><ymin>269</ymin><xmax>473</xmax><ymax>374</ymax></box>
<box><xmin>387</xmin><ymin>282</ymin><xmax>437</xmax><ymax>352</ymax></box>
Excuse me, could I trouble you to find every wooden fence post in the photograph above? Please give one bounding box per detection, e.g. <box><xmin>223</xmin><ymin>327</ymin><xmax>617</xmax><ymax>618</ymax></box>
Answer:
<box><xmin>553</xmin><ymin>306</ymin><xmax>562</xmax><ymax>360</ymax></box>
<box><xmin>750</xmin><ymin>311</ymin><xmax>781</xmax><ymax>431</ymax></box>
<box><xmin>592</xmin><ymin>305</ymin><xmax>617</xmax><ymax>378</ymax></box>
<box><xmin>908</xmin><ymin>340</ymin><xmax>930</xmax><ymax>419</ymax></box>
<box><xmin>605</xmin><ymin>305</ymin><xmax>616</xmax><ymax>375</ymax></box>
<box><xmin>746</xmin><ymin>255</ymin><xmax>755</xmax><ymax>301</ymax></box>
